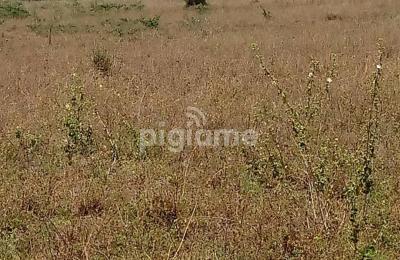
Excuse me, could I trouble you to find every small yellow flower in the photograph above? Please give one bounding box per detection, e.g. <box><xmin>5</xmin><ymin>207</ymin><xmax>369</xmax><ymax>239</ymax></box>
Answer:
<box><xmin>250</xmin><ymin>43</ymin><xmax>258</xmax><ymax>50</ymax></box>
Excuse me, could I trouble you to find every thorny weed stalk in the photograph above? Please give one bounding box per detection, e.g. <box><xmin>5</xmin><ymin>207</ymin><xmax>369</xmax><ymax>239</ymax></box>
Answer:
<box><xmin>251</xmin><ymin>43</ymin><xmax>328</xmax><ymax>233</ymax></box>
<box><xmin>361</xmin><ymin>44</ymin><xmax>384</xmax><ymax>198</ymax></box>
<box><xmin>251</xmin><ymin>42</ymin><xmax>386</xmax><ymax>253</ymax></box>
<box><xmin>95</xmin><ymin>110</ymin><xmax>119</xmax><ymax>175</ymax></box>
<box><xmin>325</xmin><ymin>53</ymin><xmax>337</xmax><ymax>97</ymax></box>
<box><xmin>251</xmin><ymin>43</ymin><xmax>307</xmax><ymax>151</ymax></box>
<box><xmin>305</xmin><ymin>59</ymin><xmax>320</xmax><ymax>122</ymax></box>
<box><xmin>63</xmin><ymin>76</ymin><xmax>94</xmax><ymax>164</ymax></box>
<box><xmin>346</xmin><ymin>42</ymin><xmax>385</xmax><ymax>256</ymax></box>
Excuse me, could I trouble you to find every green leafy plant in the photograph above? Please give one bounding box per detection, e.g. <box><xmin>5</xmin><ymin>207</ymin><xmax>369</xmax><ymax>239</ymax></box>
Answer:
<box><xmin>27</xmin><ymin>23</ymin><xmax>79</xmax><ymax>35</ymax></box>
<box><xmin>251</xmin><ymin>41</ymin><xmax>387</xmax><ymax>257</ymax></box>
<box><xmin>195</xmin><ymin>3</ymin><xmax>208</xmax><ymax>14</ymax></box>
<box><xmin>103</xmin><ymin>18</ymin><xmax>140</xmax><ymax>37</ymax></box>
<box><xmin>140</xmin><ymin>15</ymin><xmax>160</xmax><ymax>29</ymax></box>
<box><xmin>346</xmin><ymin>44</ymin><xmax>384</xmax><ymax>256</ymax></box>
<box><xmin>91</xmin><ymin>2</ymin><xmax>125</xmax><ymax>12</ymax></box>
<box><xmin>0</xmin><ymin>1</ymin><xmax>29</xmax><ymax>18</ymax></box>
<box><xmin>185</xmin><ymin>0</ymin><xmax>207</xmax><ymax>7</ymax></box>
<box><xmin>90</xmin><ymin>1</ymin><xmax>143</xmax><ymax>12</ymax></box>
<box><xmin>63</xmin><ymin>77</ymin><xmax>95</xmax><ymax>163</ymax></box>
<box><xmin>360</xmin><ymin>245</ymin><xmax>377</xmax><ymax>260</ymax></box>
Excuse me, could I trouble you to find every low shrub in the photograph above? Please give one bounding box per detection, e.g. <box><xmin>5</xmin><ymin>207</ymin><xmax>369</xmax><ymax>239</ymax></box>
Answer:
<box><xmin>0</xmin><ymin>2</ymin><xmax>29</xmax><ymax>18</ymax></box>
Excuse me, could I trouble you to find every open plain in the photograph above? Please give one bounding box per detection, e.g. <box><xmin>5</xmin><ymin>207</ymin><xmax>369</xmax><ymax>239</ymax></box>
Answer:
<box><xmin>1</xmin><ymin>0</ymin><xmax>400</xmax><ymax>258</ymax></box>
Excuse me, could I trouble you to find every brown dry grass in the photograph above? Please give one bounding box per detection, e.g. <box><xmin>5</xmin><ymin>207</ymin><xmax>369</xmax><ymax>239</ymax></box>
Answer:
<box><xmin>1</xmin><ymin>0</ymin><xmax>400</xmax><ymax>258</ymax></box>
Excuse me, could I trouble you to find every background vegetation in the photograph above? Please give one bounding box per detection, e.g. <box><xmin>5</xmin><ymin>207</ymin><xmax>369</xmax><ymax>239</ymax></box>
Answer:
<box><xmin>1</xmin><ymin>0</ymin><xmax>400</xmax><ymax>258</ymax></box>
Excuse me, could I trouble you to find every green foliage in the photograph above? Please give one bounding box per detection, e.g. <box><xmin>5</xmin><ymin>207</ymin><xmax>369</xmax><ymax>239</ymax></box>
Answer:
<box><xmin>90</xmin><ymin>1</ymin><xmax>144</xmax><ymax>12</ymax></box>
<box><xmin>15</xmin><ymin>128</ymin><xmax>41</xmax><ymax>155</ymax></box>
<box><xmin>251</xmin><ymin>41</ymin><xmax>389</xmax><ymax>258</ymax></box>
<box><xmin>130</xmin><ymin>1</ymin><xmax>144</xmax><ymax>10</ymax></box>
<box><xmin>63</xmin><ymin>77</ymin><xmax>95</xmax><ymax>163</ymax></box>
<box><xmin>0</xmin><ymin>1</ymin><xmax>29</xmax><ymax>18</ymax></box>
<box><xmin>195</xmin><ymin>3</ymin><xmax>208</xmax><ymax>14</ymax></box>
<box><xmin>139</xmin><ymin>15</ymin><xmax>160</xmax><ymax>29</ymax></box>
<box><xmin>345</xmin><ymin>45</ymin><xmax>384</xmax><ymax>255</ymax></box>
<box><xmin>27</xmin><ymin>23</ymin><xmax>80</xmax><ymax>35</ymax></box>
<box><xmin>185</xmin><ymin>0</ymin><xmax>207</xmax><ymax>7</ymax></box>
<box><xmin>360</xmin><ymin>245</ymin><xmax>377</xmax><ymax>260</ymax></box>
<box><xmin>90</xmin><ymin>2</ymin><xmax>125</xmax><ymax>12</ymax></box>
<box><xmin>102</xmin><ymin>18</ymin><xmax>140</xmax><ymax>36</ymax></box>
<box><xmin>0</xmin><ymin>215</ymin><xmax>27</xmax><ymax>258</ymax></box>
<box><xmin>240</xmin><ymin>172</ymin><xmax>263</xmax><ymax>195</ymax></box>
<box><xmin>13</xmin><ymin>127</ymin><xmax>41</xmax><ymax>166</ymax></box>
<box><xmin>114</xmin><ymin>122</ymin><xmax>142</xmax><ymax>160</ymax></box>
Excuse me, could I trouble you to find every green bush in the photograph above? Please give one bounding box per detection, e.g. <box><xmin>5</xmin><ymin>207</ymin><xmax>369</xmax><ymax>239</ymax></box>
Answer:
<box><xmin>185</xmin><ymin>0</ymin><xmax>207</xmax><ymax>7</ymax></box>
<box><xmin>90</xmin><ymin>1</ymin><xmax>144</xmax><ymax>12</ymax></box>
<box><xmin>90</xmin><ymin>2</ymin><xmax>125</xmax><ymax>12</ymax></box>
<box><xmin>64</xmin><ymin>78</ymin><xmax>95</xmax><ymax>163</ymax></box>
<box><xmin>140</xmin><ymin>15</ymin><xmax>160</xmax><ymax>29</ymax></box>
<box><xmin>0</xmin><ymin>1</ymin><xmax>29</xmax><ymax>18</ymax></box>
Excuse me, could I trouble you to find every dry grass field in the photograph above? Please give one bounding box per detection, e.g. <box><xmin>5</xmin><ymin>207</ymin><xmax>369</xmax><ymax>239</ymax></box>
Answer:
<box><xmin>1</xmin><ymin>0</ymin><xmax>400</xmax><ymax>258</ymax></box>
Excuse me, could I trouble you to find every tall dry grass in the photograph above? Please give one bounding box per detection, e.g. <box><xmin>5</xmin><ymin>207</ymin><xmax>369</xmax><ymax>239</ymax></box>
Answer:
<box><xmin>1</xmin><ymin>0</ymin><xmax>400</xmax><ymax>258</ymax></box>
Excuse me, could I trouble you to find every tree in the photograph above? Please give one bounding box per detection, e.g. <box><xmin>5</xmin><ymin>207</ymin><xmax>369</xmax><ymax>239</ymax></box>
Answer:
<box><xmin>185</xmin><ymin>0</ymin><xmax>207</xmax><ymax>7</ymax></box>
